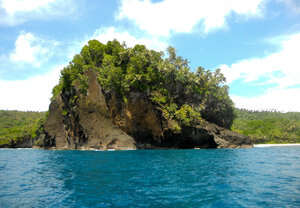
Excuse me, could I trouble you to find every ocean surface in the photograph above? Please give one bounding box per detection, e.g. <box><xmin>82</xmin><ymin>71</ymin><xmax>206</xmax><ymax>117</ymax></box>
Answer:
<box><xmin>0</xmin><ymin>147</ymin><xmax>300</xmax><ymax>208</ymax></box>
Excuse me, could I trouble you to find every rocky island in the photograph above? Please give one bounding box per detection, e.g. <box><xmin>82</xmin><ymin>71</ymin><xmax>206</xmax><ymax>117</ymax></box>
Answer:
<box><xmin>2</xmin><ymin>40</ymin><xmax>252</xmax><ymax>149</ymax></box>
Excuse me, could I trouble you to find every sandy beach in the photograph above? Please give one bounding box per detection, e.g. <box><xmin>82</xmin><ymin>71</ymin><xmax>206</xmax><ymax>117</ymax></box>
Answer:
<box><xmin>254</xmin><ymin>144</ymin><xmax>300</xmax><ymax>147</ymax></box>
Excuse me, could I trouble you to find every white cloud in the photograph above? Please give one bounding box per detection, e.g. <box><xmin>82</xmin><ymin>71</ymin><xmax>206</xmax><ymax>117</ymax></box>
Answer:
<box><xmin>0</xmin><ymin>65</ymin><xmax>62</xmax><ymax>111</ymax></box>
<box><xmin>0</xmin><ymin>26</ymin><xmax>168</xmax><ymax>111</ymax></box>
<box><xmin>220</xmin><ymin>33</ymin><xmax>300</xmax><ymax>86</ymax></box>
<box><xmin>1</xmin><ymin>0</ymin><xmax>55</xmax><ymax>15</ymax></box>
<box><xmin>117</xmin><ymin>0</ymin><xmax>265</xmax><ymax>36</ymax></box>
<box><xmin>232</xmin><ymin>87</ymin><xmax>300</xmax><ymax>112</ymax></box>
<box><xmin>92</xmin><ymin>27</ymin><xmax>168</xmax><ymax>51</ymax></box>
<box><xmin>0</xmin><ymin>0</ymin><xmax>76</xmax><ymax>25</ymax></box>
<box><xmin>220</xmin><ymin>33</ymin><xmax>300</xmax><ymax>112</ymax></box>
<box><xmin>67</xmin><ymin>26</ymin><xmax>168</xmax><ymax>60</ymax></box>
<box><xmin>9</xmin><ymin>32</ymin><xmax>53</xmax><ymax>67</ymax></box>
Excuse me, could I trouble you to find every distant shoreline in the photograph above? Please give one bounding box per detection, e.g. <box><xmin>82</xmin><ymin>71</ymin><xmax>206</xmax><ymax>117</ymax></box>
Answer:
<box><xmin>254</xmin><ymin>144</ymin><xmax>300</xmax><ymax>147</ymax></box>
<box><xmin>1</xmin><ymin>144</ymin><xmax>300</xmax><ymax>150</ymax></box>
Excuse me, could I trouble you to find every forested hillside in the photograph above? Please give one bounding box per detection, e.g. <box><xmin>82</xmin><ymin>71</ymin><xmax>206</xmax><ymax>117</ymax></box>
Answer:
<box><xmin>1</xmin><ymin>108</ymin><xmax>300</xmax><ymax>146</ymax></box>
<box><xmin>0</xmin><ymin>40</ymin><xmax>299</xmax><ymax>147</ymax></box>
<box><xmin>0</xmin><ymin>110</ymin><xmax>46</xmax><ymax>146</ymax></box>
<box><xmin>1</xmin><ymin>40</ymin><xmax>242</xmax><ymax>149</ymax></box>
<box><xmin>52</xmin><ymin>40</ymin><xmax>235</xmax><ymax>130</ymax></box>
<box><xmin>41</xmin><ymin>40</ymin><xmax>242</xmax><ymax>149</ymax></box>
<box><xmin>232</xmin><ymin>109</ymin><xmax>300</xmax><ymax>144</ymax></box>
<box><xmin>0</xmin><ymin>40</ymin><xmax>240</xmax><ymax>148</ymax></box>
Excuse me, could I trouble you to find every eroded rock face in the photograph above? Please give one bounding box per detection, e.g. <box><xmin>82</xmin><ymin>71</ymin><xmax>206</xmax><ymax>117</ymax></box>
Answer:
<box><xmin>42</xmin><ymin>70</ymin><xmax>136</xmax><ymax>150</ymax></box>
<box><xmin>42</xmin><ymin>96</ymin><xmax>64</xmax><ymax>148</ymax></box>
<box><xmin>204</xmin><ymin>123</ymin><xmax>252</xmax><ymax>148</ymax></box>
<box><xmin>0</xmin><ymin>136</ymin><xmax>34</xmax><ymax>148</ymax></box>
<box><xmin>40</xmin><ymin>69</ymin><xmax>252</xmax><ymax>150</ymax></box>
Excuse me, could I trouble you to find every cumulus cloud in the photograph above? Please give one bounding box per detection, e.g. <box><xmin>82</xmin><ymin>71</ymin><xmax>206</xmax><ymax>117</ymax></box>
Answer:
<box><xmin>67</xmin><ymin>26</ymin><xmax>168</xmax><ymax>60</ymax></box>
<box><xmin>0</xmin><ymin>32</ymin><xmax>60</xmax><ymax>80</ymax></box>
<box><xmin>9</xmin><ymin>32</ymin><xmax>57</xmax><ymax>67</ymax></box>
<box><xmin>92</xmin><ymin>27</ymin><xmax>168</xmax><ymax>51</ymax></box>
<box><xmin>117</xmin><ymin>0</ymin><xmax>265</xmax><ymax>36</ymax></box>
<box><xmin>220</xmin><ymin>33</ymin><xmax>300</xmax><ymax>112</ymax></box>
<box><xmin>0</xmin><ymin>0</ymin><xmax>76</xmax><ymax>25</ymax></box>
<box><xmin>220</xmin><ymin>33</ymin><xmax>300</xmax><ymax>86</ymax></box>
<box><xmin>0</xmin><ymin>26</ymin><xmax>168</xmax><ymax>111</ymax></box>
<box><xmin>0</xmin><ymin>65</ymin><xmax>62</xmax><ymax>111</ymax></box>
<box><xmin>232</xmin><ymin>87</ymin><xmax>300</xmax><ymax>112</ymax></box>
<box><xmin>9</xmin><ymin>32</ymin><xmax>60</xmax><ymax>67</ymax></box>
<box><xmin>1</xmin><ymin>0</ymin><xmax>55</xmax><ymax>15</ymax></box>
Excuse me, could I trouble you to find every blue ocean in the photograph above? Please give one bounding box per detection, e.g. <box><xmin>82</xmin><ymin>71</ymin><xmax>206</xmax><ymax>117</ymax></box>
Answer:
<box><xmin>0</xmin><ymin>147</ymin><xmax>300</xmax><ymax>208</ymax></box>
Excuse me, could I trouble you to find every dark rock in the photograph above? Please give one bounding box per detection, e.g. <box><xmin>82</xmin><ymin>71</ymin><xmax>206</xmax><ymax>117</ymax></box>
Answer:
<box><xmin>39</xmin><ymin>69</ymin><xmax>252</xmax><ymax>150</ymax></box>
<box><xmin>0</xmin><ymin>136</ymin><xmax>34</xmax><ymax>148</ymax></box>
<box><xmin>41</xmin><ymin>70</ymin><xmax>136</xmax><ymax>150</ymax></box>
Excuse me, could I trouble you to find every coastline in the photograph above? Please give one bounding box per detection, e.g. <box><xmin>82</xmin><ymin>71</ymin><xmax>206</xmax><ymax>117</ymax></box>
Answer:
<box><xmin>254</xmin><ymin>143</ymin><xmax>300</xmax><ymax>147</ymax></box>
<box><xmin>2</xmin><ymin>143</ymin><xmax>300</xmax><ymax>150</ymax></box>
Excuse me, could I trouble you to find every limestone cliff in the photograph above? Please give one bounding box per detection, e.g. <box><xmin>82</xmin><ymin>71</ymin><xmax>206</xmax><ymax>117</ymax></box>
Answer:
<box><xmin>38</xmin><ymin>69</ymin><xmax>252</xmax><ymax>150</ymax></box>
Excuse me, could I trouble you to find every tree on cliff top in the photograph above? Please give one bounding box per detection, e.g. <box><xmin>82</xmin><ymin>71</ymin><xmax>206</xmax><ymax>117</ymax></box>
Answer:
<box><xmin>52</xmin><ymin>39</ymin><xmax>235</xmax><ymax>129</ymax></box>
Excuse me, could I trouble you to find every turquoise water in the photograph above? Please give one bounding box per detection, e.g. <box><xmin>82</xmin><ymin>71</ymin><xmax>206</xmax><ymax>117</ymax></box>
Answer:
<box><xmin>0</xmin><ymin>148</ymin><xmax>300</xmax><ymax>208</ymax></box>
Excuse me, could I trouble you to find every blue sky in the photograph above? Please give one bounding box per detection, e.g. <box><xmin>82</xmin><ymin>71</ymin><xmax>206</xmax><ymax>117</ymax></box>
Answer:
<box><xmin>0</xmin><ymin>0</ymin><xmax>299</xmax><ymax>111</ymax></box>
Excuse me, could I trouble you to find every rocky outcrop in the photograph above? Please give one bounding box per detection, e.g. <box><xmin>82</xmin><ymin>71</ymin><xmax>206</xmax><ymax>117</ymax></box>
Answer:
<box><xmin>41</xmin><ymin>70</ymin><xmax>136</xmax><ymax>150</ymax></box>
<box><xmin>0</xmin><ymin>136</ymin><xmax>35</xmax><ymax>148</ymax></box>
<box><xmin>39</xmin><ymin>69</ymin><xmax>252</xmax><ymax>150</ymax></box>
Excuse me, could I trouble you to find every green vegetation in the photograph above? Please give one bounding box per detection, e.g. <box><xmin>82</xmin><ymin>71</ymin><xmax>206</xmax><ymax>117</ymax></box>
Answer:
<box><xmin>1</xmin><ymin>40</ymin><xmax>300</xmax><ymax>146</ymax></box>
<box><xmin>53</xmin><ymin>39</ymin><xmax>235</xmax><ymax>129</ymax></box>
<box><xmin>232</xmin><ymin>109</ymin><xmax>300</xmax><ymax>144</ymax></box>
<box><xmin>1</xmin><ymin>108</ymin><xmax>299</xmax><ymax>146</ymax></box>
<box><xmin>0</xmin><ymin>110</ymin><xmax>46</xmax><ymax>146</ymax></box>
